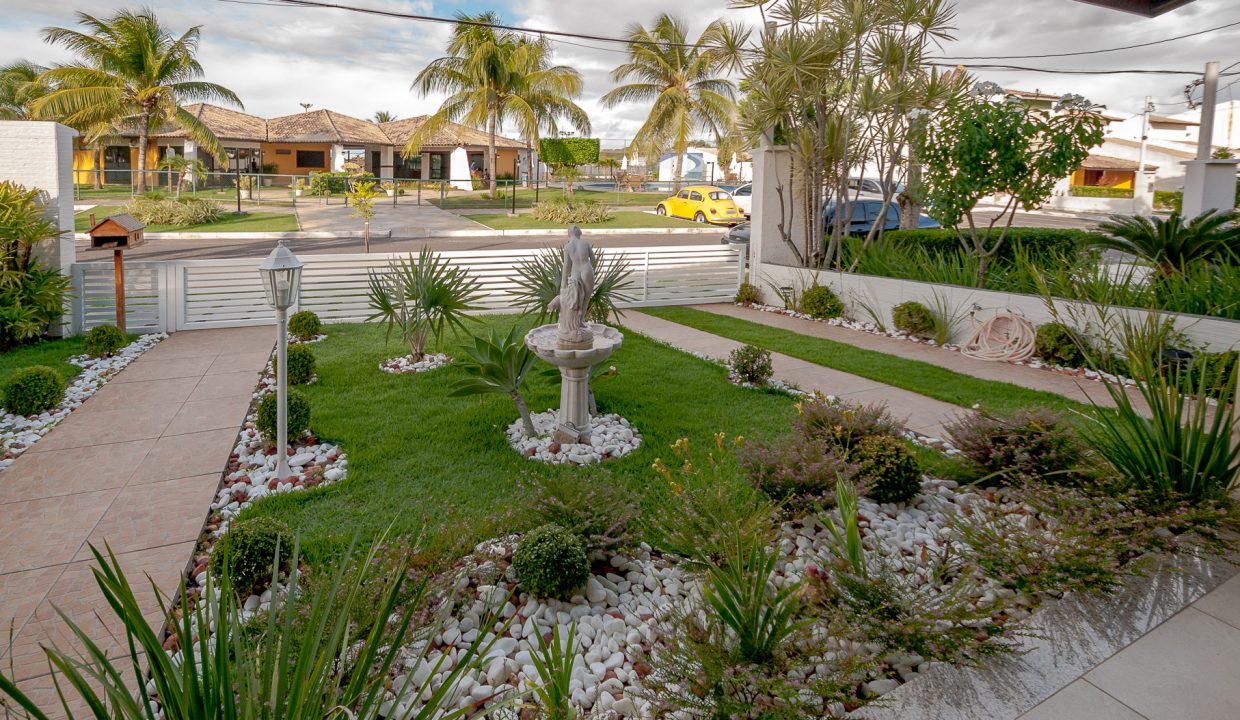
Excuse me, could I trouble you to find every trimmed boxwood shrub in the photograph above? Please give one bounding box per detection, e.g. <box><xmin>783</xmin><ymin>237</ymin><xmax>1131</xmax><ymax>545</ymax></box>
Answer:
<box><xmin>1034</xmin><ymin>322</ymin><xmax>1087</xmax><ymax>367</ymax></box>
<box><xmin>287</xmin><ymin>344</ymin><xmax>316</xmax><ymax>385</ymax></box>
<box><xmin>729</xmin><ymin>344</ymin><xmax>773</xmax><ymax>385</ymax></box>
<box><xmin>799</xmin><ymin>283</ymin><xmax>845</xmax><ymax>319</ymax></box>
<box><xmin>3</xmin><ymin>365</ymin><xmax>64</xmax><ymax>416</ymax></box>
<box><xmin>208</xmin><ymin>516</ymin><xmax>293</xmax><ymax>595</ymax></box>
<box><xmin>288</xmin><ymin>310</ymin><xmax>322</xmax><ymax>341</ymax></box>
<box><xmin>883</xmin><ymin>227</ymin><xmax>1102</xmax><ymax>264</ymax></box>
<box><xmin>256</xmin><ymin>390</ymin><xmax>311</xmax><ymax>441</ymax></box>
<box><xmin>851</xmin><ymin>435</ymin><xmax>922</xmax><ymax>504</ymax></box>
<box><xmin>512</xmin><ymin>523</ymin><xmax>591</xmax><ymax>600</ymax></box>
<box><xmin>892</xmin><ymin>301</ymin><xmax>935</xmax><ymax>338</ymax></box>
<box><xmin>84</xmin><ymin>324</ymin><xmax>126</xmax><ymax>358</ymax></box>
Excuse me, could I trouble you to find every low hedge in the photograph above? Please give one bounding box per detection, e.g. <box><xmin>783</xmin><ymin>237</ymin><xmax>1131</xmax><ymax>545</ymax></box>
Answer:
<box><xmin>1069</xmin><ymin>185</ymin><xmax>1133</xmax><ymax>199</ymax></box>
<box><xmin>882</xmin><ymin>227</ymin><xmax>1105</xmax><ymax>263</ymax></box>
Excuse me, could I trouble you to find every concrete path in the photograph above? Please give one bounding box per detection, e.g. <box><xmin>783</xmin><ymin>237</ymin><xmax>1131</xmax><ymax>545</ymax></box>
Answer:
<box><xmin>0</xmin><ymin>326</ymin><xmax>272</xmax><ymax>712</ymax></box>
<box><xmin>623</xmin><ymin>311</ymin><xmax>959</xmax><ymax>437</ymax></box>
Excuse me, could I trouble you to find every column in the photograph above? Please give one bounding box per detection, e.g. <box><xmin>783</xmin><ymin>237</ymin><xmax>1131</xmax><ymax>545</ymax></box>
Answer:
<box><xmin>420</xmin><ymin>151</ymin><xmax>432</xmax><ymax>181</ymax></box>
<box><xmin>380</xmin><ymin>145</ymin><xmax>395</xmax><ymax>181</ymax></box>
<box><xmin>330</xmin><ymin>143</ymin><xmax>345</xmax><ymax>172</ymax></box>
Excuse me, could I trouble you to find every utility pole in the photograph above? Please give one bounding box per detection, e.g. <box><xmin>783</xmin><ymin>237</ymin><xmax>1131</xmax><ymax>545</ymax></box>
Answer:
<box><xmin>1182</xmin><ymin>61</ymin><xmax>1238</xmax><ymax>217</ymax></box>
<box><xmin>1135</xmin><ymin>95</ymin><xmax>1152</xmax><ymax>215</ymax></box>
<box><xmin>1196</xmin><ymin>62</ymin><xmax>1219</xmax><ymax>161</ymax></box>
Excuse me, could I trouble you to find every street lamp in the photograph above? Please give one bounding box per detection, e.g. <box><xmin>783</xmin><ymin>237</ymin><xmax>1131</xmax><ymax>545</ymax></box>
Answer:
<box><xmin>257</xmin><ymin>241</ymin><xmax>303</xmax><ymax>481</ymax></box>
<box><xmin>227</xmin><ymin>149</ymin><xmax>242</xmax><ymax>214</ymax></box>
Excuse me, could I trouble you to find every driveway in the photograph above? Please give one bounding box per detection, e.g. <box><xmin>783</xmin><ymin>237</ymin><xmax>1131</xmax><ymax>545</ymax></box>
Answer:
<box><xmin>294</xmin><ymin>197</ymin><xmax>488</xmax><ymax>237</ymax></box>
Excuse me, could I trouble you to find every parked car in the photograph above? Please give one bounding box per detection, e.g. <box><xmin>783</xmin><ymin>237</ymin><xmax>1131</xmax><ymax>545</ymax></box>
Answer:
<box><xmin>846</xmin><ymin>176</ymin><xmax>905</xmax><ymax>197</ymax></box>
<box><xmin>720</xmin><ymin>221</ymin><xmax>750</xmax><ymax>246</ymax></box>
<box><xmin>822</xmin><ymin>197</ymin><xmax>940</xmax><ymax>234</ymax></box>
<box><xmin>655</xmin><ymin>185</ymin><xmax>744</xmax><ymax>225</ymax></box>
<box><xmin>731</xmin><ymin>183</ymin><xmax>753</xmax><ymax>216</ymax></box>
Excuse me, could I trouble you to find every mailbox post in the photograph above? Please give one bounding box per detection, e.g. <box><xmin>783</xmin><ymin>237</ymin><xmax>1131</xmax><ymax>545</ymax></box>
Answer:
<box><xmin>86</xmin><ymin>213</ymin><xmax>146</xmax><ymax>333</ymax></box>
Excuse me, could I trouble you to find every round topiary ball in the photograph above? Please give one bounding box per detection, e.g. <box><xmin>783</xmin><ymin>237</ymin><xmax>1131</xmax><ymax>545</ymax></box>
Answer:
<box><xmin>512</xmin><ymin>523</ymin><xmax>591</xmax><ymax>600</ymax></box>
<box><xmin>3</xmin><ymin>365</ymin><xmax>64</xmax><ymax>417</ymax></box>
<box><xmin>256</xmin><ymin>390</ymin><xmax>311</xmax><ymax>442</ymax></box>
<box><xmin>799</xmin><ymin>284</ymin><xmax>845</xmax><ymax>319</ymax></box>
<box><xmin>288</xmin><ymin>310</ymin><xmax>322</xmax><ymax>341</ymax></box>
<box><xmin>891</xmin><ymin>301</ymin><xmax>935</xmax><ymax>338</ymax></box>
<box><xmin>208</xmin><ymin>516</ymin><xmax>293</xmax><ymax>595</ymax></box>
<box><xmin>286</xmin><ymin>344</ymin><xmax>316</xmax><ymax>385</ymax></box>
<box><xmin>852</xmin><ymin>435</ymin><xmax>922</xmax><ymax>505</ymax></box>
<box><xmin>84</xmin><ymin>324</ymin><xmax>126</xmax><ymax>358</ymax></box>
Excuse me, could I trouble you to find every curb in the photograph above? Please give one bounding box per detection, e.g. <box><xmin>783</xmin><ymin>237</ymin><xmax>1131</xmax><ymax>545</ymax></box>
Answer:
<box><xmin>75</xmin><ymin>227</ymin><xmax>725</xmax><ymax>241</ymax></box>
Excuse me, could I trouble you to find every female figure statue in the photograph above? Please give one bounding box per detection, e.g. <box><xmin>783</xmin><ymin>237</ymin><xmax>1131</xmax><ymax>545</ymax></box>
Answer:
<box><xmin>551</xmin><ymin>225</ymin><xmax>595</xmax><ymax>348</ymax></box>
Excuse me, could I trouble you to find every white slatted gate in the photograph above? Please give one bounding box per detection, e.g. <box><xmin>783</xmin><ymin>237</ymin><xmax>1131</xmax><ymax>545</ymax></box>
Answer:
<box><xmin>70</xmin><ymin>245</ymin><xmax>745</xmax><ymax>333</ymax></box>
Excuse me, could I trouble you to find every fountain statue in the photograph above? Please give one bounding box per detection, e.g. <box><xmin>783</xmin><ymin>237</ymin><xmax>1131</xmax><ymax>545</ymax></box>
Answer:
<box><xmin>525</xmin><ymin>226</ymin><xmax>624</xmax><ymax>445</ymax></box>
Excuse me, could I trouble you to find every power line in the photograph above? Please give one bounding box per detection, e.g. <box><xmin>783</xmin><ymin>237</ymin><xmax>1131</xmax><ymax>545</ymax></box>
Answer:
<box><xmin>931</xmin><ymin>62</ymin><xmax>1234</xmax><ymax>76</ymax></box>
<box><xmin>937</xmin><ymin>18</ymin><xmax>1240</xmax><ymax>61</ymax></box>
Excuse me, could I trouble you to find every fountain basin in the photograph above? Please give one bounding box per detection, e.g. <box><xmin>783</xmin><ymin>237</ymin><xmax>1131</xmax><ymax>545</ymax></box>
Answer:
<box><xmin>525</xmin><ymin>322</ymin><xmax>623</xmax><ymax>368</ymax></box>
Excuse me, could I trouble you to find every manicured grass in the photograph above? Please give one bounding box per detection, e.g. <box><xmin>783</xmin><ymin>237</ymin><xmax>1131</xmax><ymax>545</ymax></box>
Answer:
<box><xmin>642</xmin><ymin>306</ymin><xmax>1094</xmax><ymax>417</ymax></box>
<box><xmin>463</xmin><ymin>211</ymin><xmax>710</xmax><ymax>231</ymax></box>
<box><xmin>75</xmin><ymin>207</ymin><xmax>299</xmax><ymax>233</ymax></box>
<box><xmin>435</xmin><ymin>188</ymin><xmax>669</xmax><ymax>210</ymax></box>
<box><xmin>0</xmin><ymin>332</ymin><xmax>134</xmax><ymax>387</ymax></box>
<box><xmin>242</xmin><ymin>316</ymin><xmax>798</xmax><ymax>564</ymax></box>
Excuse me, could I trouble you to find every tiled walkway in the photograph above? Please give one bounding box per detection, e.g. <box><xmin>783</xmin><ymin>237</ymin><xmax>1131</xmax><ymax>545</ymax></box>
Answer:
<box><xmin>0</xmin><ymin>326</ymin><xmax>273</xmax><ymax>709</ymax></box>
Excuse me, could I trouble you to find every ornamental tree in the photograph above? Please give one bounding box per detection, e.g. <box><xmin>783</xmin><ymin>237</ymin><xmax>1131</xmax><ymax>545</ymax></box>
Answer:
<box><xmin>538</xmin><ymin>137</ymin><xmax>600</xmax><ymax>200</ymax></box>
<box><xmin>914</xmin><ymin>85</ymin><xmax>1106</xmax><ymax>285</ymax></box>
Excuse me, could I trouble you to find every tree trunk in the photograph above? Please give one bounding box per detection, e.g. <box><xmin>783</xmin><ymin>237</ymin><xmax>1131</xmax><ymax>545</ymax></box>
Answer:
<box><xmin>364</xmin><ymin>219</ymin><xmax>370</xmax><ymax>253</ymax></box>
<box><xmin>673</xmin><ymin>148</ymin><xmax>685</xmax><ymax>192</ymax></box>
<box><xmin>135</xmin><ymin>110</ymin><xmax>151</xmax><ymax>194</ymax></box>
<box><xmin>93</xmin><ymin>148</ymin><xmax>102</xmax><ymax>190</ymax></box>
<box><xmin>899</xmin><ymin>163</ymin><xmax>922</xmax><ymax>230</ymax></box>
<box><xmin>512</xmin><ymin>390</ymin><xmax>536</xmax><ymax>438</ymax></box>
<box><xmin>487</xmin><ymin>109</ymin><xmax>497</xmax><ymax>195</ymax></box>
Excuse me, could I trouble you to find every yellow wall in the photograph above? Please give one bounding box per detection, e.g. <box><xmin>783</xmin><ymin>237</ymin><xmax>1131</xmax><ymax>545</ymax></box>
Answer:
<box><xmin>496</xmin><ymin>148</ymin><xmax>522</xmax><ymax>176</ymax></box>
<box><xmin>260</xmin><ymin>142</ymin><xmax>332</xmax><ymax>176</ymax></box>
<box><xmin>1072</xmin><ymin>168</ymin><xmax>1135</xmax><ymax>189</ymax></box>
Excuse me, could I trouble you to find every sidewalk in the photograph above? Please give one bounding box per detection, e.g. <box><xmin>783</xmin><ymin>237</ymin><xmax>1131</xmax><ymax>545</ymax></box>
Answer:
<box><xmin>0</xmin><ymin>326</ymin><xmax>272</xmax><ymax>712</ymax></box>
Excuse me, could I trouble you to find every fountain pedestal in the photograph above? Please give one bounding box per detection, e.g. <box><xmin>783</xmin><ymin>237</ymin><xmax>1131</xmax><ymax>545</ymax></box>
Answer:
<box><xmin>525</xmin><ymin>322</ymin><xmax>623</xmax><ymax>443</ymax></box>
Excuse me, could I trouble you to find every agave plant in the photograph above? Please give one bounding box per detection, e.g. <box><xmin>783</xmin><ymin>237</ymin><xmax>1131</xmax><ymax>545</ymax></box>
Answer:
<box><xmin>510</xmin><ymin>246</ymin><xmax>635</xmax><ymax>323</ymax></box>
<box><xmin>367</xmin><ymin>248</ymin><xmax>483</xmax><ymax>360</ymax></box>
<box><xmin>0</xmin><ymin>539</ymin><xmax>499</xmax><ymax>720</ymax></box>
<box><xmin>450</xmin><ymin>326</ymin><xmax>539</xmax><ymax>437</ymax></box>
<box><xmin>1095</xmin><ymin>210</ymin><xmax>1240</xmax><ymax>276</ymax></box>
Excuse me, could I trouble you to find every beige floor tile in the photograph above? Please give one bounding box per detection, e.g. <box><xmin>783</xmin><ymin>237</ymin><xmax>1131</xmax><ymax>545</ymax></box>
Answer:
<box><xmin>110</xmin><ymin>355</ymin><xmax>214</xmax><ymax>383</ymax></box>
<box><xmin>1018</xmin><ymin>680</ymin><xmax>1146</xmax><ymax>720</ymax></box>
<box><xmin>73</xmin><ymin>475</ymin><xmax>216</xmax><ymax>560</ymax></box>
<box><xmin>0</xmin><ymin>490</ymin><xmax>117</xmax><ymax>575</ymax></box>
<box><xmin>0</xmin><ymin>565</ymin><xmax>64</xmax><ymax>658</ymax></box>
<box><xmin>160</xmin><ymin>395</ymin><xmax>252</xmax><ymax>436</ymax></box>
<box><xmin>10</xmin><ymin>669</ymin><xmax>113</xmax><ymax>719</ymax></box>
<box><xmin>1192</xmin><ymin>573</ymin><xmax>1240</xmax><ymax>631</ymax></box>
<box><xmin>5</xmin><ymin>543</ymin><xmax>191</xmax><ymax>682</ymax></box>
<box><xmin>0</xmin><ymin>439</ymin><xmax>153</xmax><ymax>503</ymax></box>
<box><xmin>128</xmin><ymin>428</ymin><xmax>238</xmax><ymax>484</ymax></box>
<box><xmin>81</xmin><ymin>376</ymin><xmax>196</xmax><ymax>411</ymax></box>
<box><xmin>28</xmin><ymin>405</ymin><xmax>178</xmax><ymax>452</ymax></box>
<box><xmin>186</xmin><ymin>370</ymin><xmax>261</xmax><ymax>402</ymax></box>
<box><xmin>1086</xmin><ymin>608</ymin><xmax>1240</xmax><ymax>720</ymax></box>
<box><xmin>205</xmin><ymin>351</ymin><xmax>271</xmax><ymax>375</ymax></box>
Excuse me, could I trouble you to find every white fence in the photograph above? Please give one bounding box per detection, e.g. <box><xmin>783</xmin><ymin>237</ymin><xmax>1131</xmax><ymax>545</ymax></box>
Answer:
<box><xmin>70</xmin><ymin>245</ymin><xmax>745</xmax><ymax>334</ymax></box>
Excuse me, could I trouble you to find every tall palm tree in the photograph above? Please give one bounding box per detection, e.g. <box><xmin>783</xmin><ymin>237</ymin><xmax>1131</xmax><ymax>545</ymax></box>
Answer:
<box><xmin>0</xmin><ymin>60</ymin><xmax>51</xmax><ymax>120</ymax></box>
<box><xmin>601</xmin><ymin>15</ymin><xmax>737</xmax><ymax>190</ymax></box>
<box><xmin>406</xmin><ymin>12</ymin><xmax>589</xmax><ymax>194</ymax></box>
<box><xmin>34</xmin><ymin>8</ymin><xmax>241</xmax><ymax>193</ymax></box>
<box><xmin>373</xmin><ymin>110</ymin><xmax>397</xmax><ymax>123</ymax></box>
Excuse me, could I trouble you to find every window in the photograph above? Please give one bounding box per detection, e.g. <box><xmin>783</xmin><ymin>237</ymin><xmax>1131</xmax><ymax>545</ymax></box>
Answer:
<box><xmin>733</xmin><ymin>185</ymin><xmax>751</xmax><ymax>196</ymax></box>
<box><xmin>296</xmin><ymin>150</ymin><xmax>326</xmax><ymax>168</ymax></box>
<box><xmin>707</xmin><ymin>191</ymin><xmax>729</xmax><ymax>201</ymax></box>
<box><xmin>689</xmin><ymin>191</ymin><xmax>703</xmax><ymax>201</ymax></box>
<box><xmin>677</xmin><ymin>190</ymin><xmax>690</xmax><ymax>199</ymax></box>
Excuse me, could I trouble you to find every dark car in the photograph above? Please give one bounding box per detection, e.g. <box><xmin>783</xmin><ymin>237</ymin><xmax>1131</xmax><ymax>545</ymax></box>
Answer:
<box><xmin>823</xmin><ymin>198</ymin><xmax>940</xmax><ymax>234</ymax></box>
<box><xmin>720</xmin><ymin>221</ymin><xmax>750</xmax><ymax>246</ymax></box>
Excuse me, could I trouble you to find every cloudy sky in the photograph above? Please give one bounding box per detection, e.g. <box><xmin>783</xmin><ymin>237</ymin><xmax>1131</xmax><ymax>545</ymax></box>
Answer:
<box><xmin>2</xmin><ymin>0</ymin><xmax>1236</xmax><ymax>147</ymax></box>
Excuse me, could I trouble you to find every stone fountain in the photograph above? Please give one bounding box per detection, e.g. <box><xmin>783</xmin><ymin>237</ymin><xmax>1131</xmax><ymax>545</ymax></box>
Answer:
<box><xmin>525</xmin><ymin>226</ymin><xmax>624</xmax><ymax>445</ymax></box>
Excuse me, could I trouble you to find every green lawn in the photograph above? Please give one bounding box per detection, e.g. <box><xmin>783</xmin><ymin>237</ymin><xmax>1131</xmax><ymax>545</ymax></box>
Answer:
<box><xmin>76</xmin><ymin>207</ymin><xmax>300</xmax><ymax>233</ymax></box>
<box><xmin>464</xmin><ymin>211</ymin><xmax>711</xmax><ymax>231</ymax></box>
<box><xmin>242</xmin><ymin>316</ymin><xmax>800</xmax><ymax>564</ymax></box>
<box><xmin>0</xmin><ymin>333</ymin><xmax>135</xmax><ymax>387</ymax></box>
<box><xmin>642</xmin><ymin>306</ymin><xmax>1094</xmax><ymax>417</ymax></box>
<box><xmin>435</xmin><ymin>187</ymin><xmax>669</xmax><ymax>210</ymax></box>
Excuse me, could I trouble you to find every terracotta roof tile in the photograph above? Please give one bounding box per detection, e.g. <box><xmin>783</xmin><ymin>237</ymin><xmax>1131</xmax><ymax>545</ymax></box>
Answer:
<box><xmin>1081</xmin><ymin>154</ymin><xmax>1158</xmax><ymax>171</ymax></box>
<box><xmin>154</xmin><ymin>104</ymin><xmax>267</xmax><ymax>142</ymax></box>
<box><xmin>267</xmin><ymin>109</ymin><xmax>390</xmax><ymax>144</ymax></box>
<box><xmin>379</xmin><ymin>116</ymin><xmax>526</xmax><ymax>149</ymax></box>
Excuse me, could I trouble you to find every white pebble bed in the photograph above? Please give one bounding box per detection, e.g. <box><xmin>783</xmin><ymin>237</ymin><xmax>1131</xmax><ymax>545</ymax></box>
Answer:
<box><xmin>507</xmin><ymin>410</ymin><xmax>642</xmax><ymax>465</ymax></box>
<box><xmin>289</xmin><ymin>332</ymin><xmax>327</xmax><ymax>345</ymax></box>
<box><xmin>380</xmin><ymin>353</ymin><xmax>452</xmax><ymax>375</ymax></box>
<box><xmin>0</xmin><ymin>333</ymin><xmax>166</xmax><ymax>472</ymax></box>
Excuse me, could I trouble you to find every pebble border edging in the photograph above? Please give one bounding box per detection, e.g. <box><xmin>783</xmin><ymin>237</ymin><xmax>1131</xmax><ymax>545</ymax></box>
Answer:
<box><xmin>507</xmin><ymin>410</ymin><xmax>642</xmax><ymax>465</ymax></box>
<box><xmin>381</xmin><ymin>353</ymin><xmax>452</xmax><ymax>375</ymax></box>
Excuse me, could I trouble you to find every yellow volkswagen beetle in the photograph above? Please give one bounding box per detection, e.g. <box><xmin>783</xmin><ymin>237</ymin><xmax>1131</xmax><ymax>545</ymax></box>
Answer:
<box><xmin>655</xmin><ymin>185</ymin><xmax>744</xmax><ymax>225</ymax></box>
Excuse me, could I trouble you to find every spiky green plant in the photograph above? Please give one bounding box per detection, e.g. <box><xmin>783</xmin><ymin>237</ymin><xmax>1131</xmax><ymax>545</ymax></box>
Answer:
<box><xmin>450</xmin><ymin>326</ymin><xmax>538</xmax><ymax>437</ymax></box>
<box><xmin>1095</xmin><ymin>210</ymin><xmax>1240</xmax><ymax>276</ymax></box>
<box><xmin>529</xmin><ymin>622</ymin><xmax>579</xmax><ymax>720</ymax></box>
<box><xmin>703</xmin><ymin>534</ymin><xmax>809</xmax><ymax>665</ymax></box>
<box><xmin>510</xmin><ymin>246</ymin><xmax>634</xmax><ymax>323</ymax></box>
<box><xmin>822</xmin><ymin>476</ymin><xmax>867</xmax><ymax>579</ymax></box>
<box><xmin>367</xmin><ymin>248</ymin><xmax>483</xmax><ymax>359</ymax></box>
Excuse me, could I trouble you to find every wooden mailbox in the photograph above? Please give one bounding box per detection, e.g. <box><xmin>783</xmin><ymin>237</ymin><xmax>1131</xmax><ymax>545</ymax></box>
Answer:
<box><xmin>86</xmin><ymin>214</ymin><xmax>146</xmax><ymax>333</ymax></box>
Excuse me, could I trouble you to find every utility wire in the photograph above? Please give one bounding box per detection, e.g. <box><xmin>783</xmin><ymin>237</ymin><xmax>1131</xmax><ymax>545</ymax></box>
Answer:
<box><xmin>936</xmin><ymin>18</ymin><xmax>1240</xmax><ymax>60</ymax></box>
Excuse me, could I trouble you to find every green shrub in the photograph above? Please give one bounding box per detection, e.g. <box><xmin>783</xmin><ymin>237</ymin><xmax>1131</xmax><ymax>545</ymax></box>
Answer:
<box><xmin>883</xmin><ymin>227</ymin><xmax>1101</xmax><ymax>264</ymax></box>
<box><xmin>794</xmin><ymin>397</ymin><xmax>902</xmax><ymax>453</ymax></box>
<box><xmin>2</xmin><ymin>365</ymin><xmax>64</xmax><ymax>416</ymax></box>
<box><xmin>945</xmin><ymin>408</ymin><xmax>1083</xmax><ymax>485</ymax></box>
<box><xmin>523</xmin><ymin>473</ymin><xmax>638</xmax><ymax>554</ymax></box>
<box><xmin>530</xmin><ymin>198</ymin><xmax>612</xmax><ymax>224</ymax></box>
<box><xmin>208</xmin><ymin>516</ymin><xmax>293</xmax><ymax>596</ymax></box>
<box><xmin>891</xmin><ymin>301</ymin><xmax>935</xmax><ymax>338</ymax></box>
<box><xmin>123</xmin><ymin>196</ymin><xmax>222</xmax><ymax>226</ymax></box>
<box><xmin>1193</xmin><ymin>351</ymin><xmax>1239</xmax><ymax>401</ymax></box>
<box><xmin>286</xmin><ymin>345</ymin><xmax>316</xmax><ymax>385</ymax></box>
<box><xmin>84</xmin><ymin>324</ymin><xmax>126</xmax><ymax>358</ymax></box>
<box><xmin>738</xmin><ymin>439</ymin><xmax>858</xmax><ymax>507</ymax></box>
<box><xmin>851</xmin><ymin>435</ymin><xmax>922</xmax><ymax>504</ymax></box>
<box><xmin>256</xmin><ymin>390</ymin><xmax>311</xmax><ymax>441</ymax></box>
<box><xmin>512</xmin><ymin>524</ymin><xmax>591</xmax><ymax>600</ymax></box>
<box><xmin>1070</xmin><ymin>185</ymin><xmax>1133</xmax><ymax>199</ymax></box>
<box><xmin>1035</xmin><ymin>322</ymin><xmax>1088</xmax><ymax>367</ymax></box>
<box><xmin>798</xmin><ymin>283</ymin><xmax>844</xmax><ymax>319</ymax></box>
<box><xmin>0</xmin><ymin>263</ymin><xmax>70</xmax><ymax>350</ymax></box>
<box><xmin>287</xmin><ymin>310</ymin><xmax>322</xmax><ymax>341</ymax></box>
<box><xmin>1154</xmin><ymin>190</ymin><xmax>1183</xmax><ymax>213</ymax></box>
<box><xmin>735</xmin><ymin>281</ymin><xmax>761</xmax><ymax>306</ymax></box>
<box><xmin>728</xmin><ymin>344</ymin><xmax>773</xmax><ymax>385</ymax></box>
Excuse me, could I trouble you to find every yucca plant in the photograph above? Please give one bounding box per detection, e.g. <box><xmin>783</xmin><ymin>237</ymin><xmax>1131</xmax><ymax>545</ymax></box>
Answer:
<box><xmin>450</xmin><ymin>326</ymin><xmax>538</xmax><ymax>437</ymax></box>
<box><xmin>510</xmin><ymin>246</ymin><xmax>635</xmax><ymax>323</ymax></box>
<box><xmin>702</xmin><ymin>534</ymin><xmax>809</xmax><ymax>665</ymax></box>
<box><xmin>822</xmin><ymin>476</ymin><xmax>867</xmax><ymax>579</ymax></box>
<box><xmin>367</xmin><ymin>248</ymin><xmax>483</xmax><ymax>360</ymax></box>
<box><xmin>528</xmin><ymin>621</ymin><xmax>579</xmax><ymax>720</ymax></box>
<box><xmin>1095</xmin><ymin>210</ymin><xmax>1240</xmax><ymax>277</ymax></box>
<box><xmin>0</xmin><ymin>539</ymin><xmax>499</xmax><ymax>720</ymax></box>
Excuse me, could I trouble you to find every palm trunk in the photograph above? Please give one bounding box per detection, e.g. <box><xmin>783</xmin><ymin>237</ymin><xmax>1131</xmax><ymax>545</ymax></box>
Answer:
<box><xmin>487</xmin><ymin>109</ymin><xmax>497</xmax><ymax>195</ymax></box>
<box><xmin>673</xmin><ymin>148</ymin><xmax>685</xmax><ymax>192</ymax></box>
<box><xmin>512</xmin><ymin>390</ymin><xmax>535</xmax><ymax>438</ymax></box>
<box><xmin>135</xmin><ymin>110</ymin><xmax>151</xmax><ymax>194</ymax></box>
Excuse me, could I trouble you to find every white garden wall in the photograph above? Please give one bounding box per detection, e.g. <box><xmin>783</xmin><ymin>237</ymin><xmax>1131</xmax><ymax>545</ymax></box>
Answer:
<box><xmin>0</xmin><ymin>121</ymin><xmax>77</xmax><ymax>276</ymax></box>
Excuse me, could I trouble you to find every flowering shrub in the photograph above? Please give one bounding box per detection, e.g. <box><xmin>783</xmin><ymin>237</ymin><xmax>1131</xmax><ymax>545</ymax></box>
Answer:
<box><xmin>792</xmin><ymin>397</ymin><xmax>902</xmax><ymax>453</ymax></box>
<box><xmin>739</xmin><ymin>440</ymin><xmax>859</xmax><ymax>507</ymax></box>
<box><xmin>945</xmin><ymin>407</ymin><xmax>1083</xmax><ymax>484</ymax></box>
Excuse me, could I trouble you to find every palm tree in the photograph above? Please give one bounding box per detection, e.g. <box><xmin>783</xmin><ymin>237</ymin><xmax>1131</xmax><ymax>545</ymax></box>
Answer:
<box><xmin>1095</xmin><ymin>210</ymin><xmax>1240</xmax><ymax>276</ymax></box>
<box><xmin>406</xmin><ymin>12</ymin><xmax>590</xmax><ymax>194</ymax></box>
<box><xmin>34</xmin><ymin>8</ymin><xmax>241</xmax><ymax>194</ymax></box>
<box><xmin>601</xmin><ymin>15</ymin><xmax>737</xmax><ymax>190</ymax></box>
<box><xmin>0</xmin><ymin>60</ymin><xmax>51</xmax><ymax>119</ymax></box>
<box><xmin>157</xmin><ymin>154</ymin><xmax>207</xmax><ymax>197</ymax></box>
<box><xmin>373</xmin><ymin>110</ymin><xmax>397</xmax><ymax>123</ymax></box>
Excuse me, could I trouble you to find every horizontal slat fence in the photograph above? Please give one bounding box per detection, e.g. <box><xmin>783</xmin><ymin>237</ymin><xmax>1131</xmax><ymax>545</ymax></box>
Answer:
<box><xmin>71</xmin><ymin>245</ymin><xmax>744</xmax><ymax>333</ymax></box>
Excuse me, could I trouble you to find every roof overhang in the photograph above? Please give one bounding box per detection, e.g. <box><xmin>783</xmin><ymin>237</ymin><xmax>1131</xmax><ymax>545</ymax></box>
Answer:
<box><xmin>1070</xmin><ymin>0</ymin><xmax>1196</xmax><ymax>16</ymax></box>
